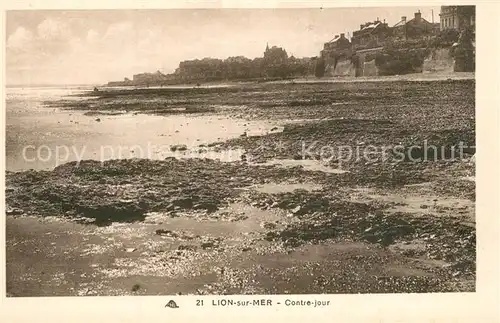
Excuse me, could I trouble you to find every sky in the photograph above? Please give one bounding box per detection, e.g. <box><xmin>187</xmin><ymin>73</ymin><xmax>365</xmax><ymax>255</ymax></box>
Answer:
<box><xmin>6</xmin><ymin>7</ymin><xmax>440</xmax><ymax>85</ymax></box>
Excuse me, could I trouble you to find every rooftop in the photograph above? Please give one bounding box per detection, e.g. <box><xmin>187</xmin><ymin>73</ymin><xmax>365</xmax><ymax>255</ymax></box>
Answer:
<box><xmin>393</xmin><ymin>20</ymin><xmax>407</xmax><ymax>28</ymax></box>
<box><xmin>361</xmin><ymin>22</ymin><xmax>381</xmax><ymax>30</ymax></box>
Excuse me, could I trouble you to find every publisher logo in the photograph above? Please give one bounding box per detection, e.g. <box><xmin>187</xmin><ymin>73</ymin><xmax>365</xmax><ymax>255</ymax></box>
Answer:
<box><xmin>165</xmin><ymin>300</ymin><xmax>179</xmax><ymax>308</ymax></box>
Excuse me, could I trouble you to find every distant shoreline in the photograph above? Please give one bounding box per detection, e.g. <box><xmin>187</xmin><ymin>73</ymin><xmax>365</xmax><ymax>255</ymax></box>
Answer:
<box><xmin>6</xmin><ymin>71</ymin><xmax>475</xmax><ymax>92</ymax></box>
<box><xmin>6</xmin><ymin>84</ymin><xmax>98</xmax><ymax>90</ymax></box>
<box><xmin>100</xmin><ymin>72</ymin><xmax>475</xmax><ymax>90</ymax></box>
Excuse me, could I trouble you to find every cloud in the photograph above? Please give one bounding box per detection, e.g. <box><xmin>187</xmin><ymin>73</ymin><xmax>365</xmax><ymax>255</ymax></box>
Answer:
<box><xmin>6</xmin><ymin>27</ymin><xmax>34</xmax><ymax>51</ymax></box>
<box><xmin>7</xmin><ymin>19</ymin><xmax>77</xmax><ymax>85</ymax></box>
<box><xmin>37</xmin><ymin>18</ymin><xmax>72</xmax><ymax>41</ymax></box>
<box><xmin>103</xmin><ymin>22</ymin><xmax>135</xmax><ymax>40</ymax></box>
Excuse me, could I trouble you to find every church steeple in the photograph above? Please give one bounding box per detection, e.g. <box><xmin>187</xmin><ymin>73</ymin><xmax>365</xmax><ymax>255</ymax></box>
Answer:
<box><xmin>265</xmin><ymin>42</ymin><xmax>269</xmax><ymax>51</ymax></box>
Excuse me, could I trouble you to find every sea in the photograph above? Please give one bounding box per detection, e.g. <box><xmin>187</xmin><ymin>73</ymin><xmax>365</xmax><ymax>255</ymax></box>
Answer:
<box><xmin>5</xmin><ymin>85</ymin><xmax>272</xmax><ymax>172</ymax></box>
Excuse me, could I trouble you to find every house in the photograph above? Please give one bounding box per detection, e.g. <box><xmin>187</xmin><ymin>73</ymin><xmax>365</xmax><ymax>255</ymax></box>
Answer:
<box><xmin>323</xmin><ymin>33</ymin><xmax>351</xmax><ymax>52</ymax></box>
<box><xmin>392</xmin><ymin>11</ymin><xmax>437</xmax><ymax>40</ymax></box>
<box><xmin>439</xmin><ymin>5</ymin><xmax>475</xmax><ymax>31</ymax></box>
<box><xmin>351</xmin><ymin>19</ymin><xmax>391</xmax><ymax>49</ymax></box>
<box><xmin>321</xmin><ymin>33</ymin><xmax>352</xmax><ymax>59</ymax></box>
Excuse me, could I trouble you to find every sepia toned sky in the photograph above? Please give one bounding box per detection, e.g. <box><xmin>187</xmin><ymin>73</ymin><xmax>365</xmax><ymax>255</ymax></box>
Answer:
<box><xmin>6</xmin><ymin>7</ymin><xmax>440</xmax><ymax>85</ymax></box>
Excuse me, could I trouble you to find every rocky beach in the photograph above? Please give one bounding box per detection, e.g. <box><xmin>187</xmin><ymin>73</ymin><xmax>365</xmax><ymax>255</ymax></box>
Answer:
<box><xmin>5</xmin><ymin>77</ymin><xmax>475</xmax><ymax>296</ymax></box>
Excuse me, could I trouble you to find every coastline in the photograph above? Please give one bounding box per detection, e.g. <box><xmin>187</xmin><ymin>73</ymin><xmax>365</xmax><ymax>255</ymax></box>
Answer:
<box><xmin>99</xmin><ymin>71</ymin><xmax>475</xmax><ymax>89</ymax></box>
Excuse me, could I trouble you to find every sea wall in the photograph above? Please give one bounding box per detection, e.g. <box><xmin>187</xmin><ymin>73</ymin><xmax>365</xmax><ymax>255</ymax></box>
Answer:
<box><xmin>326</xmin><ymin>59</ymin><xmax>356</xmax><ymax>77</ymax></box>
<box><xmin>325</xmin><ymin>47</ymin><xmax>457</xmax><ymax>77</ymax></box>
<box><xmin>422</xmin><ymin>48</ymin><xmax>454</xmax><ymax>73</ymax></box>
<box><xmin>352</xmin><ymin>47</ymin><xmax>383</xmax><ymax>77</ymax></box>
<box><xmin>324</xmin><ymin>47</ymin><xmax>382</xmax><ymax>77</ymax></box>
<box><xmin>363</xmin><ymin>47</ymin><xmax>458</xmax><ymax>76</ymax></box>
<box><xmin>362</xmin><ymin>59</ymin><xmax>379</xmax><ymax>76</ymax></box>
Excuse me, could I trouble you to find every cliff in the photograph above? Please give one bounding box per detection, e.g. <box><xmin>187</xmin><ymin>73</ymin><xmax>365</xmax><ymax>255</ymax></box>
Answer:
<box><xmin>422</xmin><ymin>48</ymin><xmax>454</xmax><ymax>73</ymax></box>
<box><xmin>322</xmin><ymin>28</ymin><xmax>474</xmax><ymax>77</ymax></box>
<box><xmin>325</xmin><ymin>41</ymin><xmax>472</xmax><ymax>77</ymax></box>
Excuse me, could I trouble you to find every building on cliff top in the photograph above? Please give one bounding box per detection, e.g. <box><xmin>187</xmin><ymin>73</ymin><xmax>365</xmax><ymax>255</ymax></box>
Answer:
<box><xmin>439</xmin><ymin>6</ymin><xmax>475</xmax><ymax>32</ymax></box>
<box><xmin>392</xmin><ymin>11</ymin><xmax>438</xmax><ymax>40</ymax></box>
<box><xmin>320</xmin><ymin>33</ymin><xmax>352</xmax><ymax>60</ymax></box>
<box><xmin>350</xmin><ymin>19</ymin><xmax>391</xmax><ymax>49</ymax></box>
<box><xmin>323</xmin><ymin>33</ymin><xmax>351</xmax><ymax>51</ymax></box>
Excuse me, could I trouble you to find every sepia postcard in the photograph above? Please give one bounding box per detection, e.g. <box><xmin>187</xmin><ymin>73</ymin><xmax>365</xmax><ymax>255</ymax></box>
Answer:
<box><xmin>1</xmin><ymin>1</ymin><xmax>498</xmax><ymax>322</ymax></box>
